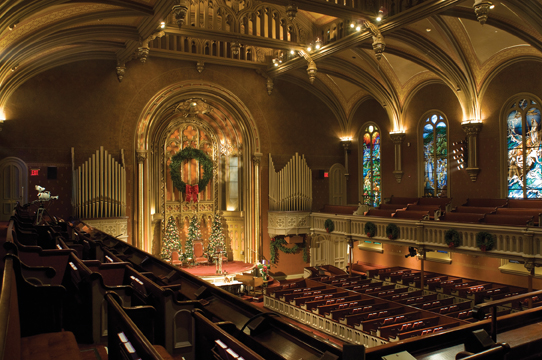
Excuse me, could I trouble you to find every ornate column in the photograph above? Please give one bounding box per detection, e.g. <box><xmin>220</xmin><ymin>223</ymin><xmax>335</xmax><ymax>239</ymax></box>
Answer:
<box><xmin>462</xmin><ymin>121</ymin><xmax>483</xmax><ymax>181</ymax></box>
<box><xmin>253</xmin><ymin>152</ymin><xmax>263</xmax><ymax>263</ymax></box>
<box><xmin>137</xmin><ymin>151</ymin><xmax>147</xmax><ymax>250</ymax></box>
<box><xmin>390</xmin><ymin>132</ymin><xmax>406</xmax><ymax>183</ymax></box>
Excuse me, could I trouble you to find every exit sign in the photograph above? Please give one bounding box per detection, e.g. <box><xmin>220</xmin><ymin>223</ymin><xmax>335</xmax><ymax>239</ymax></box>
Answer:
<box><xmin>30</xmin><ymin>168</ymin><xmax>39</xmax><ymax>176</ymax></box>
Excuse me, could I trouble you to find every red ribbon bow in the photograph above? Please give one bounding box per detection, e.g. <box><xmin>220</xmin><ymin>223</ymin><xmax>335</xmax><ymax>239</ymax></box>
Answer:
<box><xmin>185</xmin><ymin>184</ymin><xmax>199</xmax><ymax>203</ymax></box>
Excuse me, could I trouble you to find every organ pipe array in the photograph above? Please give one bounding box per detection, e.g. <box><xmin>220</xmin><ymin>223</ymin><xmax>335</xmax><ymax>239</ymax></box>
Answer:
<box><xmin>73</xmin><ymin>146</ymin><xmax>126</xmax><ymax>218</ymax></box>
<box><xmin>269</xmin><ymin>153</ymin><xmax>312</xmax><ymax>211</ymax></box>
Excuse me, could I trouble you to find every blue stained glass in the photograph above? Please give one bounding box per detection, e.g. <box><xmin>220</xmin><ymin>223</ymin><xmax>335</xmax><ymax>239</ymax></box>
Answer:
<box><xmin>423</xmin><ymin>114</ymin><xmax>447</xmax><ymax>197</ymax></box>
<box><xmin>507</xmin><ymin>97</ymin><xmax>542</xmax><ymax>199</ymax></box>
<box><xmin>362</xmin><ymin>126</ymin><xmax>381</xmax><ymax>207</ymax></box>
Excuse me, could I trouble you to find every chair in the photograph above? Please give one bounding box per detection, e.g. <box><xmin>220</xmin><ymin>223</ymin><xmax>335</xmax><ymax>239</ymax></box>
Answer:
<box><xmin>193</xmin><ymin>241</ymin><xmax>209</xmax><ymax>266</ymax></box>
<box><xmin>171</xmin><ymin>251</ymin><xmax>183</xmax><ymax>267</ymax></box>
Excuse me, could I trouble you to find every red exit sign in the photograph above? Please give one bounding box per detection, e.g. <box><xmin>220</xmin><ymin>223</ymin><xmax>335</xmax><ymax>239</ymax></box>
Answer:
<box><xmin>30</xmin><ymin>168</ymin><xmax>39</xmax><ymax>176</ymax></box>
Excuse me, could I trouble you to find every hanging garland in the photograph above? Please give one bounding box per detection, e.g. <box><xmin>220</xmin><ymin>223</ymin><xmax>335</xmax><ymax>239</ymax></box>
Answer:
<box><xmin>365</xmin><ymin>221</ymin><xmax>376</xmax><ymax>238</ymax></box>
<box><xmin>324</xmin><ymin>219</ymin><xmax>335</xmax><ymax>233</ymax></box>
<box><xmin>445</xmin><ymin>229</ymin><xmax>461</xmax><ymax>248</ymax></box>
<box><xmin>271</xmin><ymin>236</ymin><xmax>307</xmax><ymax>264</ymax></box>
<box><xmin>170</xmin><ymin>147</ymin><xmax>213</xmax><ymax>193</ymax></box>
<box><xmin>386</xmin><ymin>223</ymin><xmax>400</xmax><ymax>240</ymax></box>
<box><xmin>476</xmin><ymin>231</ymin><xmax>495</xmax><ymax>252</ymax></box>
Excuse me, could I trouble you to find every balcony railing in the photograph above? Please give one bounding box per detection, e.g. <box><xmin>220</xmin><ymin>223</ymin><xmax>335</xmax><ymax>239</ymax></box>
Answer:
<box><xmin>309</xmin><ymin>213</ymin><xmax>542</xmax><ymax>263</ymax></box>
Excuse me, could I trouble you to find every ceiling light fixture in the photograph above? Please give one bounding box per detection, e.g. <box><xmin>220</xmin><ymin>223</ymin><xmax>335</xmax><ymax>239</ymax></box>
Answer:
<box><xmin>315</xmin><ymin>38</ymin><xmax>322</xmax><ymax>50</ymax></box>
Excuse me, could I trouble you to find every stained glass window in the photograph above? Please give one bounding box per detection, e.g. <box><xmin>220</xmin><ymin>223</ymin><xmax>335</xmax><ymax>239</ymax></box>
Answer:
<box><xmin>422</xmin><ymin>114</ymin><xmax>447</xmax><ymax>197</ymax></box>
<box><xmin>362</xmin><ymin>125</ymin><xmax>381</xmax><ymax>206</ymax></box>
<box><xmin>507</xmin><ymin>98</ymin><xmax>542</xmax><ymax>199</ymax></box>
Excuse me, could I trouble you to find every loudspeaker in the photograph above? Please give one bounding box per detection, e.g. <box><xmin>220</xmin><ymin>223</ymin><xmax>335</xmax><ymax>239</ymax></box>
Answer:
<box><xmin>47</xmin><ymin>166</ymin><xmax>57</xmax><ymax>180</ymax></box>
<box><xmin>342</xmin><ymin>344</ymin><xmax>365</xmax><ymax>360</ymax></box>
<box><xmin>194</xmin><ymin>285</ymin><xmax>210</xmax><ymax>299</ymax></box>
<box><xmin>318</xmin><ymin>351</ymin><xmax>339</xmax><ymax>360</ymax></box>
<box><xmin>464</xmin><ymin>329</ymin><xmax>495</xmax><ymax>353</ymax></box>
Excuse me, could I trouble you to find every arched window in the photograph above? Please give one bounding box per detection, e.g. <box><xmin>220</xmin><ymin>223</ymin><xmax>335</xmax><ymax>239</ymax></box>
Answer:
<box><xmin>362</xmin><ymin>125</ymin><xmax>381</xmax><ymax>206</ymax></box>
<box><xmin>506</xmin><ymin>97</ymin><xmax>542</xmax><ymax>198</ymax></box>
<box><xmin>422</xmin><ymin>113</ymin><xmax>447</xmax><ymax>197</ymax></box>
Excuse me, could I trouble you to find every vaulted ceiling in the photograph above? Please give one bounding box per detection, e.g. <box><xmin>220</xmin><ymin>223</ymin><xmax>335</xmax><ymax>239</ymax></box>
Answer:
<box><xmin>1</xmin><ymin>0</ymin><xmax>541</xmax><ymax>133</ymax></box>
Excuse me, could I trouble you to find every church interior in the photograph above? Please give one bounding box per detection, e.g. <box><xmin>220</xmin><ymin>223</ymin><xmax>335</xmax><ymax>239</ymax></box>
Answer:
<box><xmin>3</xmin><ymin>0</ymin><xmax>542</xmax><ymax>359</ymax></box>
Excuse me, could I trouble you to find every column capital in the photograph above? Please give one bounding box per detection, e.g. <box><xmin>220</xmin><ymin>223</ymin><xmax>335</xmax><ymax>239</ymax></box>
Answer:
<box><xmin>390</xmin><ymin>132</ymin><xmax>406</xmax><ymax>144</ymax></box>
<box><xmin>461</xmin><ymin>121</ymin><xmax>483</xmax><ymax>136</ymax></box>
<box><xmin>136</xmin><ymin>150</ymin><xmax>148</xmax><ymax>163</ymax></box>
<box><xmin>253</xmin><ymin>152</ymin><xmax>263</xmax><ymax>164</ymax></box>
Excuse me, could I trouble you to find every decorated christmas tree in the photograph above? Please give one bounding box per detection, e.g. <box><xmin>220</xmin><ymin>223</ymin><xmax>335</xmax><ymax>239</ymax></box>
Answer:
<box><xmin>207</xmin><ymin>213</ymin><xmax>226</xmax><ymax>262</ymax></box>
<box><xmin>185</xmin><ymin>214</ymin><xmax>201</xmax><ymax>261</ymax></box>
<box><xmin>161</xmin><ymin>216</ymin><xmax>181</xmax><ymax>261</ymax></box>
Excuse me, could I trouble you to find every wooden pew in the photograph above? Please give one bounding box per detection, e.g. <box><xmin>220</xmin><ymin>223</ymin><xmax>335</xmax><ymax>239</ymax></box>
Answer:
<box><xmin>496</xmin><ymin>207</ymin><xmax>542</xmax><ymax>226</ymax></box>
<box><xmin>454</xmin><ymin>206</ymin><xmax>497</xmax><ymax>214</ymax></box>
<box><xmin>383</xmin><ymin>290</ymin><xmax>423</xmax><ymax>302</ymax></box>
<box><xmin>405</xmin><ymin>204</ymin><xmax>441</xmax><ymax>219</ymax></box>
<box><xmin>106</xmin><ymin>292</ymin><xmax>173</xmax><ymax>360</ymax></box>
<box><xmin>389</xmin><ymin>320</ymin><xmax>461</xmax><ymax>341</ymax></box>
<box><xmin>64</xmin><ymin>254</ymin><xmax>134</xmax><ymax>345</ymax></box>
<box><xmin>438</xmin><ymin>213</ymin><xmax>484</xmax><ymax>223</ymax></box>
<box><xmin>325</xmin><ymin>299</ymin><xmax>390</xmax><ymax>321</ymax></box>
<box><xmin>0</xmin><ymin>256</ymin><xmax>82</xmax><ymax>360</ymax></box>
<box><xmin>341</xmin><ymin>304</ymin><xmax>406</xmax><ymax>328</ymax></box>
<box><xmin>319</xmin><ymin>204</ymin><xmax>359</xmax><ymax>215</ymax></box>
<box><xmin>364</xmin><ymin>209</ymin><xmax>394</xmax><ymax>217</ymax></box>
<box><xmin>377</xmin><ymin>203</ymin><xmax>407</xmax><ymax>210</ymax></box>
<box><xmin>417</xmin><ymin>197</ymin><xmax>452</xmax><ymax>213</ymax></box>
<box><xmin>192</xmin><ymin>312</ymin><xmax>266</xmax><ymax>360</ymax></box>
<box><xmin>506</xmin><ymin>199</ymin><xmax>542</xmax><ymax>208</ymax></box>
<box><xmin>399</xmin><ymin>294</ymin><xmax>438</xmax><ymax>306</ymax></box>
<box><xmin>124</xmin><ymin>267</ymin><xmax>203</xmax><ymax>356</ymax></box>
<box><xmin>483</xmin><ymin>214</ymin><xmax>534</xmax><ymax>226</ymax></box>
<box><xmin>387</xmin><ymin>196</ymin><xmax>419</xmax><ymax>205</ymax></box>
<box><xmin>313</xmin><ymin>294</ymin><xmax>362</xmax><ymax>315</ymax></box>
<box><xmin>376</xmin><ymin>315</ymin><xmax>443</xmax><ymax>339</ymax></box>
<box><xmin>463</xmin><ymin>198</ymin><xmax>508</xmax><ymax>207</ymax></box>
<box><xmin>436</xmin><ymin>300</ymin><xmax>471</xmax><ymax>315</ymax></box>
<box><xmin>392</xmin><ymin>210</ymin><xmax>430</xmax><ymax>220</ymax></box>
<box><xmin>356</xmin><ymin>310</ymin><xmax>423</xmax><ymax>333</ymax></box>
<box><xmin>301</xmin><ymin>291</ymin><xmax>350</xmax><ymax>311</ymax></box>
<box><xmin>419</xmin><ymin>297</ymin><xmax>455</xmax><ymax>311</ymax></box>
<box><xmin>290</xmin><ymin>289</ymin><xmax>340</xmax><ymax>306</ymax></box>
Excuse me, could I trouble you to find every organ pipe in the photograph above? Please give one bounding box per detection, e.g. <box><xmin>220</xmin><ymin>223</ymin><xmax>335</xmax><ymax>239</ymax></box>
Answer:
<box><xmin>268</xmin><ymin>153</ymin><xmax>312</xmax><ymax>211</ymax></box>
<box><xmin>73</xmin><ymin>146</ymin><xmax>127</xmax><ymax>218</ymax></box>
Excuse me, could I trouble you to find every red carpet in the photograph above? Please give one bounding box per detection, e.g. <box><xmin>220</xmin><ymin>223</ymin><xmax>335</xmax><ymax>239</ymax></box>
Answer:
<box><xmin>180</xmin><ymin>261</ymin><xmax>255</xmax><ymax>276</ymax></box>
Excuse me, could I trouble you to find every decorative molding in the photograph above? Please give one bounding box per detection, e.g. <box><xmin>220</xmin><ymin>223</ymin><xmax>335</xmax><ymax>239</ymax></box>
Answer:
<box><xmin>267</xmin><ymin>77</ymin><xmax>274</xmax><ymax>95</ymax></box>
<box><xmin>268</xmin><ymin>211</ymin><xmax>311</xmax><ymax>237</ymax></box>
<box><xmin>196</xmin><ymin>61</ymin><xmax>205</xmax><ymax>73</ymax></box>
<box><xmin>116</xmin><ymin>63</ymin><xmax>126</xmax><ymax>83</ymax></box>
<box><xmin>84</xmin><ymin>218</ymin><xmax>129</xmax><ymax>242</ymax></box>
<box><xmin>363</xmin><ymin>21</ymin><xmax>385</xmax><ymax>60</ymax></box>
<box><xmin>138</xmin><ymin>31</ymin><xmax>166</xmax><ymax>63</ymax></box>
<box><xmin>136</xmin><ymin>151</ymin><xmax>147</xmax><ymax>163</ymax></box>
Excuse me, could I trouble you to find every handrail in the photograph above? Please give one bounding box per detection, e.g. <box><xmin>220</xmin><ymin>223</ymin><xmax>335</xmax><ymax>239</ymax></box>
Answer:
<box><xmin>472</xmin><ymin>289</ymin><xmax>542</xmax><ymax>342</ymax></box>
<box><xmin>459</xmin><ymin>343</ymin><xmax>510</xmax><ymax>360</ymax></box>
<box><xmin>0</xmin><ymin>257</ymin><xmax>14</xmax><ymax>360</ymax></box>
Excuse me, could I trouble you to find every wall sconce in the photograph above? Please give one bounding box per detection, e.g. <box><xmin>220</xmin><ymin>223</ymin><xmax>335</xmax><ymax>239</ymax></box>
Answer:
<box><xmin>376</xmin><ymin>6</ymin><xmax>387</xmax><ymax>22</ymax></box>
<box><xmin>315</xmin><ymin>38</ymin><xmax>322</xmax><ymax>50</ymax></box>
<box><xmin>341</xmin><ymin>137</ymin><xmax>352</xmax><ymax>180</ymax></box>
<box><xmin>272</xmin><ymin>52</ymin><xmax>283</xmax><ymax>67</ymax></box>
<box><xmin>452</xmin><ymin>140</ymin><xmax>468</xmax><ymax>171</ymax></box>
<box><xmin>473</xmin><ymin>0</ymin><xmax>494</xmax><ymax>25</ymax></box>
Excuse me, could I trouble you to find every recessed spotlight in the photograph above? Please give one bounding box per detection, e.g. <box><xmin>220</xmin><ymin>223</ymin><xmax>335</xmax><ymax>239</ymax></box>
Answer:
<box><xmin>426</xmin><ymin>28</ymin><xmax>431</xmax><ymax>32</ymax></box>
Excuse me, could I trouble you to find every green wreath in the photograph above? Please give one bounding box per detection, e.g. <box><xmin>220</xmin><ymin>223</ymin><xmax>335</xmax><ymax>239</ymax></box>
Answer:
<box><xmin>445</xmin><ymin>229</ymin><xmax>461</xmax><ymax>248</ymax></box>
<box><xmin>476</xmin><ymin>231</ymin><xmax>495</xmax><ymax>252</ymax></box>
<box><xmin>170</xmin><ymin>147</ymin><xmax>213</xmax><ymax>193</ymax></box>
<box><xmin>270</xmin><ymin>236</ymin><xmax>300</xmax><ymax>264</ymax></box>
<box><xmin>386</xmin><ymin>223</ymin><xmax>399</xmax><ymax>240</ymax></box>
<box><xmin>364</xmin><ymin>221</ymin><xmax>376</xmax><ymax>237</ymax></box>
<box><xmin>324</xmin><ymin>219</ymin><xmax>335</xmax><ymax>233</ymax></box>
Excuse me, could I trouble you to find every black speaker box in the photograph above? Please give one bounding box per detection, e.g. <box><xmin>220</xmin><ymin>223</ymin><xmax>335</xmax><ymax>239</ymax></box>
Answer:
<box><xmin>464</xmin><ymin>329</ymin><xmax>496</xmax><ymax>353</ymax></box>
<box><xmin>47</xmin><ymin>166</ymin><xmax>57</xmax><ymax>180</ymax></box>
<box><xmin>342</xmin><ymin>344</ymin><xmax>365</xmax><ymax>360</ymax></box>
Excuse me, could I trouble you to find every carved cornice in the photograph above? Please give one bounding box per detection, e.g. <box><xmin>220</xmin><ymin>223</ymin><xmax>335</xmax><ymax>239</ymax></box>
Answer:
<box><xmin>137</xmin><ymin>151</ymin><xmax>147</xmax><ymax>163</ymax></box>
<box><xmin>462</xmin><ymin>121</ymin><xmax>483</xmax><ymax>136</ymax></box>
